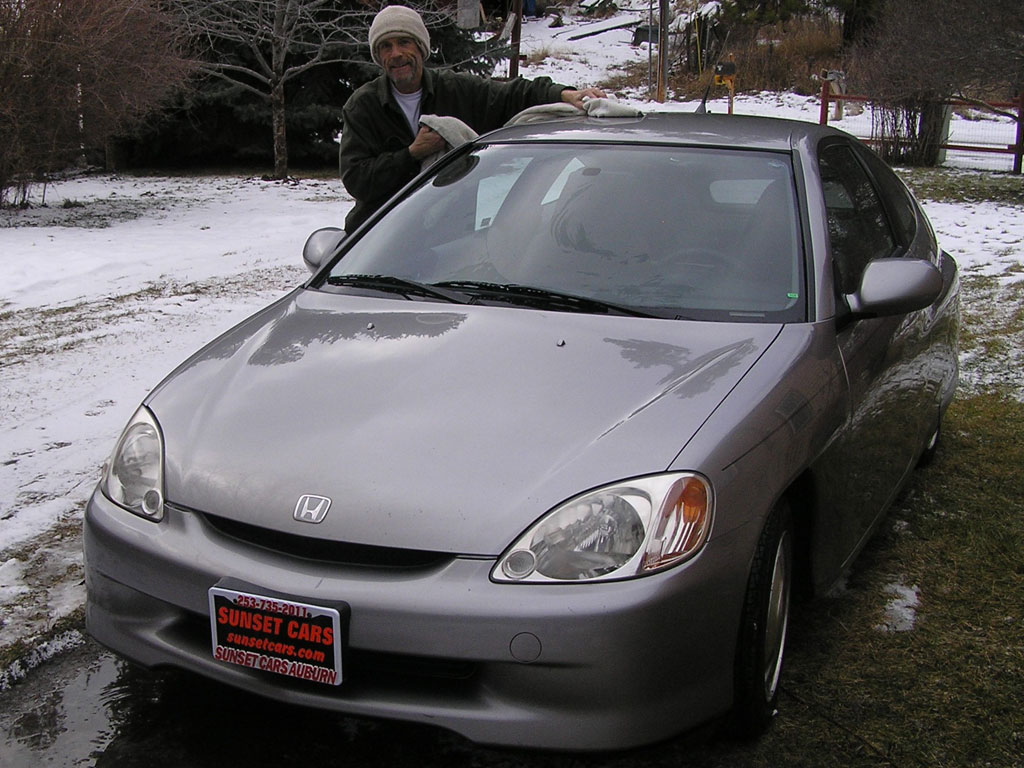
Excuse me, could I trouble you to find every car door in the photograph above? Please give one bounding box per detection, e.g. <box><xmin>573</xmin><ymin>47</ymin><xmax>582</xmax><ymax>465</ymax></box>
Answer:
<box><xmin>809</xmin><ymin>139</ymin><xmax>938</xmax><ymax>590</ymax></box>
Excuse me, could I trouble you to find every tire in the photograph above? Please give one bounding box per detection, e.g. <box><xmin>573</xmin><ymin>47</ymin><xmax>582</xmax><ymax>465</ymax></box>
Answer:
<box><xmin>732</xmin><ymin>501</ymin><xmax>793</xmax><ymax>738</ymax></box>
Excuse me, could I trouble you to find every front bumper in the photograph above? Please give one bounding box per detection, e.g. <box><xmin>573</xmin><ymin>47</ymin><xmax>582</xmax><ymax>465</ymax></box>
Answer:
<box><xmin>84</xmin><ymin>488</ymin><xmax>746</xmax><ymax>750</ymax></box>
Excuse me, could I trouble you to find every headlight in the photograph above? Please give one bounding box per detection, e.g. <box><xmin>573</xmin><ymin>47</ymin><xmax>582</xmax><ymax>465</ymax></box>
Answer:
<box><xmin>492</xmin><ymin>473</ymin><xmax>713</xmax><ymax>583</ymax></box>
<box><xmin>101</xmin><ymin>405</ymin><xmax>165</xmax><ymax>522</ymax></box>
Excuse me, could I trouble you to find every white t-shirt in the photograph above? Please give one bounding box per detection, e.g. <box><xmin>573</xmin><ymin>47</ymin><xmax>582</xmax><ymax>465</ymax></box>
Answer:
<box><xmin>391</xmin><ymin>85</ymin><xmax>423</xmax><ymax>135</ymax></box>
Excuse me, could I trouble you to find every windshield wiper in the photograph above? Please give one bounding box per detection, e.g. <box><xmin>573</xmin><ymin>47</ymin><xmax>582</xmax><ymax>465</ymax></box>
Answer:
<box><xmin>325</xmin><ymin>274</ymin><xmax>471</xmax><ymax>304</ymax></box>
<box><xmin>433</xmin><ymin>281</ymin><xmax>666</xmax><ymax>318</ymax></box>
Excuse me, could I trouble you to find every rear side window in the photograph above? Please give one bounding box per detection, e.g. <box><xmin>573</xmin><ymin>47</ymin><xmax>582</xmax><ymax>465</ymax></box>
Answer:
<box><xmin>854</xmin><ymin>144</ymin><xmax>917</xmax><ymax>246</ymax></box>
<box><xmin>818</xmin><ymin>143</ymin><xmax>898</xmax><ymax>295</ymax></box>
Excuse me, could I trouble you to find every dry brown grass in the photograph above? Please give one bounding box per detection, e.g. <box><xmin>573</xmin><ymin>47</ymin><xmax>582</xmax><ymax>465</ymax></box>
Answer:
<box><xmin>606</xmin><ymin>16</ymin><xmax>845</xmax><ymax>100</ymax></box>
<box><xmin>701</xmin><ymin>18</ymin><xmax>842</xmax><ymax>96</ymax></box>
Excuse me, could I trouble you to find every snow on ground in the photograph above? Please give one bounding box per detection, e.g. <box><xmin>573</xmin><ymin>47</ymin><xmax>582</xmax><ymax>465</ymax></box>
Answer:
<box><xmin>875</xmin><ymin>580</ymin><xmax>922</xmax><ymax>633</ymax></box>
<box><xmin>1</xmin><ymin>176</ymin><xmax>350</xmax><ymax>665</ymax></box>
<box><xmin>2</xmin><ymin>175</ymin><xmax>348</xmax><ymax>311</ymax></box>
<box><xmin>921</xmin><ymin>199</ymin><xmax>1024</xmax><ymax>279</ymax></box>
<box><xmin>1</xmin><ymin>4</ymin><xmax>1022</xmax><ymax>676</ymax></box>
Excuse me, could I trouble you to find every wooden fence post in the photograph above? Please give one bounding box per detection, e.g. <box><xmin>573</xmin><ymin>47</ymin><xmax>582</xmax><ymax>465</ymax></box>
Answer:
<box><xmin>819</xmin><ymin>78</ymin><xmax>831</xmax><ymax>126</ymax></box>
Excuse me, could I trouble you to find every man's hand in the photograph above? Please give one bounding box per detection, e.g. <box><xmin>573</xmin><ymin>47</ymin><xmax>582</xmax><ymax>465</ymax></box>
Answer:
<box><xmin>409</xmin><ymin>126</ymin><xmax>447</xmax><ymax>160</ymax></box>
<box><xmin>560</xmin><ymin>87</ymin><xmax>607</xmax><ymax>110</ymax></box>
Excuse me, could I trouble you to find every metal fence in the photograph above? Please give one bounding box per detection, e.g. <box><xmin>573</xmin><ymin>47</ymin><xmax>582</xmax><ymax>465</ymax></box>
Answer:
<box><xmin>818</xmin><ymin>82</ymin><xmax>1024</xmax><ymax>174</ymax></box>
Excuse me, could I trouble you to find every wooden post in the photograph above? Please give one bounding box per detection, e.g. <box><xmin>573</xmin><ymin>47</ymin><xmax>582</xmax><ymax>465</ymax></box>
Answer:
<box><xmin>508</xmin><ymin>0</ymin><xmax>522</xmax><ymax>79</ymax></box>
<box><xmin>656</xmin><ymin>0</ymin><xmax>669</xmax><ymax>102</ymax></box>
<box><xmin>819</xmin><ymin>78</ymin><xmax>830</xmax><ymax>125</ymax></box>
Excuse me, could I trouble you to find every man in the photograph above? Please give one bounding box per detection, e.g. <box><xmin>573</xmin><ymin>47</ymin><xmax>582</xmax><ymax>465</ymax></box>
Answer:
<box><xmin>339</xmin><ymin>5</ymin><xmax>605</xmax><ymax>231</ymax></box>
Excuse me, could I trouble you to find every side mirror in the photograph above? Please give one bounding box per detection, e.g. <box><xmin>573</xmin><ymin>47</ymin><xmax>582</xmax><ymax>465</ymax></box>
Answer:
<box><xmin>846</xmin><ymin>258</ymin><xmax>943</xmax><ymax>318</ymax></box>
<box><xmin>302</xmin><ymin>227</ymin><xmax>346</xmax><ymax>273</ymax></box>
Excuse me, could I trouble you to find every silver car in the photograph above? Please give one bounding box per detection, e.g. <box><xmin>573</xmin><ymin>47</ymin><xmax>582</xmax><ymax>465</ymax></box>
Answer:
<box><xmin>84</xmin><ymin>113</ymin><xmax>959</xmax><ymax>750</ymax></box>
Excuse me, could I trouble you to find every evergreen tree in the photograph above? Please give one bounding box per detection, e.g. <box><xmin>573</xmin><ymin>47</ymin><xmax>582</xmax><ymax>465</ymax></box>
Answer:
<box><xmin>116</xmin><ymin>2</ymin><xmax>501</xmax><ymax>174</ymax></box>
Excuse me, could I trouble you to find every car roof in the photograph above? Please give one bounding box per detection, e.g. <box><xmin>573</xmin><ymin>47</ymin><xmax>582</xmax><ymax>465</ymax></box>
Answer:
<box><xmin>477</xmin><ymin>111</ymin><xmax>843</xmax><ymax>152</ymax></box>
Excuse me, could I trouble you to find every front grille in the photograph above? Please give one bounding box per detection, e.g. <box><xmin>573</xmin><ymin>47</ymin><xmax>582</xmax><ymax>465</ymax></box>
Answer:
<box><xmin>349</xmin><ymin>649</ymin><xmax>477</xmax><ymax>682</ymax></box>
<box><xmin>172</xmin><ymin>503</ymin><xmax>454</xmax><ymax>569</ymax></box>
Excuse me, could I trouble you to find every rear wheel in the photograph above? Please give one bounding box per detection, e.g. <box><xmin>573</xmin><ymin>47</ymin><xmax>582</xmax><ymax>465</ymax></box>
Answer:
<box><xmin>732</xmin><ymin>502</ymin><xmax>793</xmax><ymax>737</ymax></box>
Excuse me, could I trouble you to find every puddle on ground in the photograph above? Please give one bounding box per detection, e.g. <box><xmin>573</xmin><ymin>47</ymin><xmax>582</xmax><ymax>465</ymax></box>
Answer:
<box><xmin>1</xmin><ymin>642</ymin><xmax>120</xmax><ymax>766</ymax></box>
<box><xmin>0</xmin><ymin>638</ymin><xmax>481</xmax><ymax>768</ymax></box>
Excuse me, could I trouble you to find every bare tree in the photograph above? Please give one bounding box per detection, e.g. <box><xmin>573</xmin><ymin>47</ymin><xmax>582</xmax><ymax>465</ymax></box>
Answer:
<box><xmin>169</xmin><ymin>0</ymin><xmax>371</xmax><ymax>179</ymax></box>
<box><xmin>857</xmin><ymin>0</ymin><xmax>1022</xmax><ymax>102</ymax></box>
<box><xmin>0</xmin><ymin>0</ymin><xmax>192</xmax><ymax>204</ymax></box>
<box><xmin>853</xmin><ymin>0</ymin><xmax>1023</xmax><ymax>165</ymax></box>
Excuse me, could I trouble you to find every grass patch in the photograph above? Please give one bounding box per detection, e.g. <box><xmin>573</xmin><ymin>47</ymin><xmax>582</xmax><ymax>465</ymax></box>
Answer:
<box><xmin>0</xmin><ymin>511</ymin><xmax>87</xmax><ymax>676</ymax></box>
<box><xmin>765</xmin><ymin>393</ymin><xmax>1024</xmax><ymax>768</ymax></box>
<box><xmin>0</xmin><ymin>608</ymin><xmax>85</xmax><ymax>674</ymax></box>
<box><xmin>954</xmin><ymin>273</ymin><xmax>1024</xmax><ymax>399</ymax></box>
<box><xmin>523</xmin><ymin>45</ymin><xmax>559</xmax><ymax>67</ymax></box>
<box><xmin>602</xmin><ymin>60</ymin><xmax>655</xmax><ymax>96</ymax></box>
<box><xmin>898</xmin><ymin>167</ymin><xmax>1024</xmax><ymax>205</ymax></box>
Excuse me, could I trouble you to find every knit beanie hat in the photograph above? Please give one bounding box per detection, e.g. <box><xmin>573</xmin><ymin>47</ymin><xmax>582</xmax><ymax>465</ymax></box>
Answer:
<box><xmin>369</xmin><ymin>6</ymin><xmax>431</xmax><ymax>66</ymax></box>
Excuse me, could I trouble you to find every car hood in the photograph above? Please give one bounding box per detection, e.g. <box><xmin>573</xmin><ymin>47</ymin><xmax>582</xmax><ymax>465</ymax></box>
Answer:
<box><xmin>149</xmin><ymin>289</ymin><xmax>781</xmax><ymax>556</ymax></box>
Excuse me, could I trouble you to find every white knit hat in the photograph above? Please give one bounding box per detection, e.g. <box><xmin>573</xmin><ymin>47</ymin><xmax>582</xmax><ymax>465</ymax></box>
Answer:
<box><xmin>369</xmin><ymin>6</ymin><xmax>431</xmax><ymax>66</ymax></box>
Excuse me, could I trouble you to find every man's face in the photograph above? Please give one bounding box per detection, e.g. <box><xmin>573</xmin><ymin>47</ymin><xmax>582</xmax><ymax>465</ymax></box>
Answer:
<box><xmin>377</xmin><ymin>36</ymin><xmax>424</xmax><ymax>94</ymax></box>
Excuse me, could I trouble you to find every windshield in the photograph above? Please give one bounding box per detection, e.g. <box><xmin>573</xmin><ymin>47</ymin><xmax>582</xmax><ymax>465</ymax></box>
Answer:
<box><xmin>321</xmin><ymin>143</ymin><xmax>805</xmax><ymax>322</ymax></box>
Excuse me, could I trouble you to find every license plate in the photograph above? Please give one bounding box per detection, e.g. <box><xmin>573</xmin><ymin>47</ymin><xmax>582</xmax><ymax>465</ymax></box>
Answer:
<box><xmin>208</xmin><ymin>587</ymin><xmax>343</xmax><ymax>686</ymax></box>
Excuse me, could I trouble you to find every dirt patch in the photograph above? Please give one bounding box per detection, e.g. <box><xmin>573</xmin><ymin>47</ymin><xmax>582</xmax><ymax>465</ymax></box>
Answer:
<box><xmin>0</xmin><ymin>193</ymin><xmax>180</xmax><ymax>229</ymax></box>
<box><xmin>0</xmin><ymin>266</ymin><xmax>299</xmax><ymax>369</ymax></box>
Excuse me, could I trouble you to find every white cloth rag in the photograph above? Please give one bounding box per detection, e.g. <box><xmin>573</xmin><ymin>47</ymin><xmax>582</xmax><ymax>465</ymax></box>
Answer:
<box><xmin>505</xmin><ymin>97</ymin><xmax>643</xmax><ymax>126</ymax></box>
<box><xmin>418</xmin><ymin>114</ymin><xmax>479</xmax><ymax>169</ymax></box>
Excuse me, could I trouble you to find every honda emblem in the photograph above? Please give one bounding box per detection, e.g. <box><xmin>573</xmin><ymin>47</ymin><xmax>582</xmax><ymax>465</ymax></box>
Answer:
<box><xmin>293</xmin><ymin>494</ymin><xmax>331</xmax><ymax>524</ymax></box>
